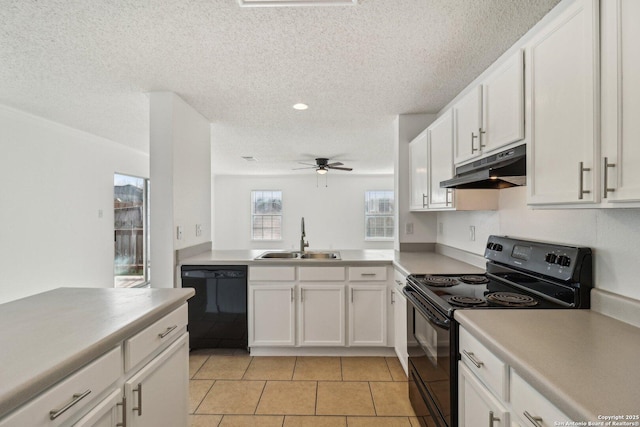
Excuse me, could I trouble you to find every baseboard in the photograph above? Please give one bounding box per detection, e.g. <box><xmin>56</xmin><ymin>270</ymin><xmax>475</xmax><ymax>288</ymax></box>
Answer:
<box><xmin>249</xmin><ymin>347</ymin><xmax>397</xmax><ymax>357</ymax></box>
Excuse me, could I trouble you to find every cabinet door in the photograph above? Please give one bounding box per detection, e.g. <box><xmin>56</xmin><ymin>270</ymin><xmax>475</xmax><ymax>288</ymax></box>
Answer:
<box><xmin>392</xmin><ymin>287</ymin><xmax>408</xmax><ymax>375</ymax></box>
<box><xmin>482</xmin><ymin>50</ymin><xmax>525</xmax><ymax>153</ymax></box>
<box><xmin>409</xmin><ymin>131</ymin><xmax>429</xmax><ymax>210</ymax></box>
<box><xmin>125</xmin><ymin>333</ymin><xmax>189</xmax><ymax>427</ymax></box>
<box><xmin>601</xmin><ymin>0</ymin><xmax>640</xmax><ymax>203</ymax></box>
<box><xmin>348</xmin><ymin>285</ymin><xmax>387</xmax><ymax>346</ymax></box>
<box><xmin>511</xmin><ymin>369</ymin><xmax>569</xmax><ymax>427</ymax></box>
<box><xmin>428</xmin><ymin>110</ymin><xmax>455</xmax><ymax>209</ymax></box>
<box><xmin>73</xmin><ymin>389</ymin><xmax>122</xmax><ymax>427</ymax></box>
<box><xmin>527</xmin><ymin>0</ymin><xmax>599</xmax><ymax>205</ymax></box>
<box><xmin>454</xmin><ymin>86</ymin><xmax>483</xmax><ymax>164</ymax></box>
<box><xmin>298</xmin><ymin>284</ymin><xmax>345</xmax><ymax>346</ymax></box>
<box><xmin>249</xmin><ymin>284</ymin><xmax>295</xmax><ymax>346</ymax></box>
<box><xmin>458</xmin><ymin>363</ymin><xmax>509</xmax><ymax>427</ymax></box>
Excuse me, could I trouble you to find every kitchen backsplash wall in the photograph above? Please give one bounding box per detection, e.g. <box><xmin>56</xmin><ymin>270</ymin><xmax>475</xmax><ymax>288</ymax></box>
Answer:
<box><xmin>0</xmin><ymin>105</ymin><xmax>149</xmax><ymax>304</ymax></box>
<box><xmin>437</xmin><ymin>187</ymin><xmax>640</xmax><ymax>301</ymax></box>
<box><xmin>214</xmin><ymin>174</ymin><xmax>394</xmax><ymax>251</ymax></box>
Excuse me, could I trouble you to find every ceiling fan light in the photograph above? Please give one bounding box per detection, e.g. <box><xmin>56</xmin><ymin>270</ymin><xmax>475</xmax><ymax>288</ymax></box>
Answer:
<box><xmin>317</xmin><ymin>168</ymin><xmax>328</xmax><ymax>175</ymax></box>
<box><xmin>293</xmin><ymin>103</ymin><xmax>308</xmax><ymax>110</ymax></box>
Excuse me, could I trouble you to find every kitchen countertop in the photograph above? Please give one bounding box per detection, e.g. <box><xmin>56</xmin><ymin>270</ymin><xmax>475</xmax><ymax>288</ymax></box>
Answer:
<box><xmin>0</xmin><ymin>287</ymin><xmax>194</xmax><ymax>418</ymax></box>
<box><xmin>180</xmin><ymin>249</ymin><xmax>485</xmax><ymax>276</ymax></box>
<box><xmin>455</xmin><ymin>309</ymin><xmax>640</xmax><ymax>422</ymax></box>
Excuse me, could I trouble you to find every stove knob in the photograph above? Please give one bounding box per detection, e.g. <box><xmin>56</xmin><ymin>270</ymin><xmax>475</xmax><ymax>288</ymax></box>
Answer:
<box><xmin>557</xmin><ymin>255</ymin><xmax>571</xmax><ymax>267</ymax></box>
<box><xmin>494</xmin><ymin>244</ymin><xmax>503</xmax><ymax>251</ymax></box>
<box><xmin>486</xmin><ymin>243</ymin><xmax>494</xmax><ymax>250</ymax></box>
<box><xmin>545</xmin><ymin>253</ymin><xmax>557</xmax><ymax>264</ymax></box>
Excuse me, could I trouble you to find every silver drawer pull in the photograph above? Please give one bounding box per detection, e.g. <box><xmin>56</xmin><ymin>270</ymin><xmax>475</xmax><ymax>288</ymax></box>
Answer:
<box><xmin>462</xmin><ymin>350</ymin><xmax>484</xmax><ymax>368</ymax></box>
<box><xmin>133</xmin><ymin>383</ymin><xmax>143</xmax><ymax>416</ymax></box>
<box><xmin>489</xmin><ymin>410</ymin><xmax>500</xmax><ymax>427</ymax></box>
<box><xmin>49</xmin><ymin>389</ymin><xmax>91</xmax><ymax>420</ymax></box>
<box><xmin>524</xmin><ymin>411</ymin><xmax>543</xmax><ymax>426</ymax></box>
<box><xmin>158</xmin><ymin>325</ymin><xmax>178</xmax><ymax>338</ymax></box>
<box><xmin>360</xmin><ymin>273</ymin><xmax>377</xmax><ymax>277</ymax></box>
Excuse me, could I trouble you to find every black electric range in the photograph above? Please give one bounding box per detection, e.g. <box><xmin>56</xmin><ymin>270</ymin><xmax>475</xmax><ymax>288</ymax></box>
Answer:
<box><xmin>404</xmin><ymin>235</ymin><xmax>592</xmax><ymax>427</ymax></box>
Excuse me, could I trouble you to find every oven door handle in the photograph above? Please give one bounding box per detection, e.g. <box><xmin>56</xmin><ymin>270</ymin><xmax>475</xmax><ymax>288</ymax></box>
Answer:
<box><xmin>403</xmin><ymin>287</ymin><xmax>450</xmax><ymax>329</ymax></box>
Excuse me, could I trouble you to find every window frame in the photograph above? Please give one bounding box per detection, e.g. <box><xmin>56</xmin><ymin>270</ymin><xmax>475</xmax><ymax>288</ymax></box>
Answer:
<box><xmin>250</xmin><ymin>190</ymin><xmax>283</xmax><ymax>241</ymax></box>
<box><xmin>364</xmin><ymin>190</ymin><xmax>395</xmax><ymax>241</ymax></box>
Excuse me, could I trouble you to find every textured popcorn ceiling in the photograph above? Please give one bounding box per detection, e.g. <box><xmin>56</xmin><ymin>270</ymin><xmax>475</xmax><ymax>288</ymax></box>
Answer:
<box><xmin>0</xmin><ymin>0</ymin><xmax>560</xmax><ymax>175</ymax></box>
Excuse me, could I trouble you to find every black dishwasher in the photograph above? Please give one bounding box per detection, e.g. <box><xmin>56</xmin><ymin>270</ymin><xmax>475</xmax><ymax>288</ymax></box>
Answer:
<box><xmin>180</xmin><ymin>265</ymin><xmax>248</xmax><ymax>349</ymax></box>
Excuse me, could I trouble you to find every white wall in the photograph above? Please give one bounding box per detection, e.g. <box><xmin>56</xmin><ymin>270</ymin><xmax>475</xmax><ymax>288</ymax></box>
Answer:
<box><xmin>214</xmin><ymin>174</ymin><xmax>394</xmax><ymax>250</ymax></box>
<box><xmin>437</xmin><ymin>187</ymin><xmax>640</xmax><ymax>301</ymax></box>
<box><xmin>0</xmin><ymin>105</ymin><xmax>148</xmax><ymax>304</ymax></box>
<box><xmin>149</xmin><ymin>93</ymin><xmax>211</xmax><ymax>288</ymax></box>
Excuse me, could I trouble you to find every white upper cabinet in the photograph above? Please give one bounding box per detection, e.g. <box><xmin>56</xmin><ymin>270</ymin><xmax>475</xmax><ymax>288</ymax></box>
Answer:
<box><xmin>526</xmin><ymin>0</ymin><xmax>599</xmax><ymax>205</ymax></box>
<box><xmin>482</xmin><ymin>50</ymin><xmax>525</xmax><ymax>153</ymax></box>
<box><xmin>601</xmin><ymin>0</ymin><xmax>640</xmax><ymax>204</ymax></box>
<box><xmin>454</xmin><ymin>86</ymin><xmax>483</xmax><ymax>164</ymax></box>
<box><xmin>409</xmin><ymin>130</ymin><xmax>429</xmax><ymax>210</ymax></box>
<box><xmin>428</xmin><ymin>110</ymin><xmax>455</xmax><ymax>209</ymax></box>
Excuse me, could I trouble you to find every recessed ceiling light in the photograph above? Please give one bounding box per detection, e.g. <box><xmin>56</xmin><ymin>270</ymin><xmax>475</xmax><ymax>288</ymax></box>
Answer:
<box><xmin>293</xmin><ymin>103</ymin><xmax>309</xmax><ymax>110</ymax></box>
<box><xmin>239</xmin><ymin>0</ymin><xmax>357</xmax><ymax>7</ymax></box>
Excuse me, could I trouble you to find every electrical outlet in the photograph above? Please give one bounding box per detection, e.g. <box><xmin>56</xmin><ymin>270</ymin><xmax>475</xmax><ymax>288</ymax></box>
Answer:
<box><xmin>405</xmin><ymin>222</ymin><xmax>414</xmax><ymax>235</ymax></box>
<box><xmin>195</xmin><ymin>224</ymin><xmax>202</xmax><ymax>237</ymax></box>
<box><xmin>177</xmin><ymin>226</ymin><xmax>183</xmax><ymax>240</ymax></box>
<box><xmin>469</xmin><ymin>226</ymin><xmax>476</xmax><ymax>241</ymax></box>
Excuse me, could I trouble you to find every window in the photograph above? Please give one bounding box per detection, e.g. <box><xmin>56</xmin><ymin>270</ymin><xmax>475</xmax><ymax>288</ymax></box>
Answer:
<box><xmin>365</xmin><ymin>190</ymin><xmax>395</xmax><ymax>240</ymax></box>
<box><xmin>251</xmin><ymin>190</ymin><xmax>283</xmax><ymax>240</ymax></box>
<box><xmin>114</xmin><ymin>174</ymin><xmax>149</xmax><ymax>288</ymax></box>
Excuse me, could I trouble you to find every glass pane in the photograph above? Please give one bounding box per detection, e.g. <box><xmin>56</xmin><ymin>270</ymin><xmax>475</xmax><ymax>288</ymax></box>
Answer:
<box><xmin>365</xmin><ymin>190</ymin><xmax>395</xmax><ymax>239</ymax></box>
<box><xmin>251</xmin><ymin>190</ymin><xmax>283</xmax><ymax>240</ymax></box>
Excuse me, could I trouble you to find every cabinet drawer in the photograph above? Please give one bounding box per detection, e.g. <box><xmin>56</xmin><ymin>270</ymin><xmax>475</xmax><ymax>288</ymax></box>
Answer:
<box><xmin>459</xmin><ymin>327</ymin><xmax>508</xmax><ymax>400</ymax></box>
<box><xmin>0</xmin><ymin>346</ymin><xmax>121</xmax><ymax>427</ymax></box>
<box><xmin>124</xmin><ymin>304</ymin><xmax>187</xmax><ymax>371</ymax></box>
<box><xmin>249</xmin><ymin>266</ymin><xmax>296</xmax><ymax>281</ymax></box>
<box><xmin>348</xmin><ymin>266</ymin><xmax>388</xmax><ymax>281</ymax></box>
<box><xmin>299</xmin><ymin>266</ymin><xmax>345</xmax><ymax>281</ymax></box>
<box><xmin>511</xmin><ymin>369</ymin><xmax>569</xmax><ymax>427</ymax></box>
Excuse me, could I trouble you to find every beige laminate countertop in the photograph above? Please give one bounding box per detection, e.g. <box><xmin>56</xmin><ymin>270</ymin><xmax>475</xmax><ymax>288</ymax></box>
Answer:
<box><xmin>455</xmin><ymin>309</ymin><xmax>640</xmax><ymax>422</ymax></box>
<box><xmin>179</xmin><ymin>249</ymin><xmax>485</xmax><ymax>276</ymax></box>
<box><xmin>0</xmin><ymin>287</ymin><xmax>194</xmax><ymax>418</ymax></box>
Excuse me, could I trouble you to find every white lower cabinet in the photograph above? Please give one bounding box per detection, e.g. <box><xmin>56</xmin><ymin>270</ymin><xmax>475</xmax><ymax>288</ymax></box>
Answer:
<box><xmin>249</xmin><ymin>284</ymin><xmax>296</xmax><ymax>346</ymax></box>
<box><xmin>348</xmin><ymin>284</ymin><xmax>387</xmax><ymax>346</ymax></box>
<box><xmin>298</xmin><ymin>284</ymin><xmax>345</xmax><ymax>346</ymax></box>
<box><xmin>124</xmin><ymin>333</ymin><xmax>189</xmax><ymax>427</ymax></box>
<box><xmin>458</xmin><ymin>363</ymin><xmax>508</xmax><ymax>427</ymax></box>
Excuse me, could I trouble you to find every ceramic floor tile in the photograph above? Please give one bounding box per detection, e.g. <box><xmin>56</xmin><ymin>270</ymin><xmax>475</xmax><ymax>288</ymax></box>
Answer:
<box><xmin>284</xmin><ymin>415</ymin><xmax>347</xmax><ymax>426</ymax></box>
<box><xmin>369</xmin><ymin>382</ymin><xmax>415</xmax><ymax>416</ymax></box>
<box><xmin>193</xmin><ymin>355</ymin><xmax>252</xmax><ymax>380</ymax></box>
<box><xmin>190</xmin><ymin>380</ymin><xmax>214</xmax><ymax>413</ymax></box>
<box><xmin>243</xmin><ymin>356</ymin><xmax>296</xmax><ymax>380</ymax></box>
<box><xmin>341</xmin><ymin>357</ymin><xmax>392</xmax><ymax>381</ymax></box>
<box><xmin>255</xmin><ymin>381</ymin><xmax>317</xmax><ymax>415</ymax></box>
<box><xmin>190</xmin><ymin>414</ymin><xmax>223</xmax><ymax>427</ymax></box>
<box><xmin>293</xmin><ymin>357</ymin><xmax>342</xmax><ymax>381</ymax></box>
<box><xmin>385</xmin><ymin>357</ymin><xmax>407</xmax><ymax>382</ymax></box>
<box><xmin>190</xmin><ymin>354</ymin><xmax>209</xmax><ymax>379</ymax></box>
<box><xmin>316</xmin><ymin>382</ymin><xmax>375</xmax><ymax>416</ymax></box>
<box><xmin>409</xmin><ymin>416</ymin><xmax>437</xmax><ymax>427</ymax></box>
<box><xmin>218</xmin><ymin>415</ymin><xmax>284</xmax><ymax>426</ymax></box>
<box><xmin>196</xmin><ymin>380</ymin><xmax>265</xmax><ymax>414</ymax></box>
<box><xmin>347</xmin><ymin>416</ymin><xmax>413</xmax><ymax>427</ymax></box>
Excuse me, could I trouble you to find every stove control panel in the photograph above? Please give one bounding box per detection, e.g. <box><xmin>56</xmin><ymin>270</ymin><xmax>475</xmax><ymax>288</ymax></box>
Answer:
<box><xmin>484</xmin><ymin>235</ymin><xmax>591</xmax><ymax>282</ymax></box>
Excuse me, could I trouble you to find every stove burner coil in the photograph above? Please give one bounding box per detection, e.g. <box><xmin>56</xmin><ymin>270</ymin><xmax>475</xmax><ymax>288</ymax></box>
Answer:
<box><xmin>420</xmin><ymin>276</ymin><xmax>459</xmax><ymax>287</ymax></box>
<box><xmin>449</xmin><ymin>296</ymin><xmax>485</xmax><ymax>307</ymax></box>
<box><xmin>486</xmin><ymin>292</ymin><xmax>538</xmax><ymax>307</ymax></box>
<box><xmin>459</xmin><ymin>275</ymin><xmax>490</xmax><ymax>285</ymax></box>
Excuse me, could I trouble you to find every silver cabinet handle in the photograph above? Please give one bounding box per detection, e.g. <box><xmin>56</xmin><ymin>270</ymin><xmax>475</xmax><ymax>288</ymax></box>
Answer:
<box><xmin>462</xmin><ymin>350</ymin><xmax>484</xmax><ymax>368</ymax></box>
<box><xmin>445</xmin><ymin>188</ymin><xmax>453</xmax><ymax>206</ymax></box>
<box><xmin>301</xmin><ymin>288</ymin><xmax>304</xmax><ymax>303</ymax></box>
<box><xmin>479</xmin><ymin>127</ymin><xmax>486</xmax><ymax>148</ymax></box>
<box><xmin>603</xmin><ymin>157</ymin><xmax>616</xmax><ymax>198</ymax></box>
<box><xmin>116</xmin><ymin>396</ymin><xmax>127</xmax><ymax>427</ymax></box>
<box><xmin>360</xmin><ymin>273</ymin><xmax>376</xmax><ymax>276</ymax></box>
<box><xmin>523</xmin><ymin>411</ymin><xmax>543</xmax><ymax>426</ymax></box>
<box><xmin>49</xmin><ymin>389</ymin><xmax>91</xmax><ymax>420</ymax></box>
<box><xmin>291</xmin><ymin>288</ymin><xmax>294</xmax><ymax>302</ymax></box>
<box><xmin>132</xmin><ymin>383</ymin><xmax>142</xmax><ymax>416</ymax></box>
<box><xmin>578</xmin><ymin>161</ymin><xmax>591</xmax><ymax>199</ymax></box>
<box><xmin>158</xmin><ymin>325</ymin><xmax>177</xmax><ymax>338</ymax></box>
<box><xmin>422</xmin><ymin>193</ymin><xmax>428</xmax><ymax>208</ymax></box>
<box><xmin>471</xmin><ymin>132</ymin><xmax>479</xmax><ymax>153</ymax></box>
<box><xmin>391</xmin><ymin>290</ymin><xmax>395</xmax><ymax>304</ymax></box>
<box><xmin>350</xmin><ymin>288</ymin><xmax>354</xmax><ymax>303</ymax></box>
<box><xmin>489</xmin><ymin>410</ymin><xmax>500</xmax><ymax>427</ymax></box>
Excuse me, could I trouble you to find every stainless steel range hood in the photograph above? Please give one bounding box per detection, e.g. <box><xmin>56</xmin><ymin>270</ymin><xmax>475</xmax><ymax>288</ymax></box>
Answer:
<box><xmin>440</xmin><ymin>145</ymin><xmax>526</xmax><ymax>189</ymax></box>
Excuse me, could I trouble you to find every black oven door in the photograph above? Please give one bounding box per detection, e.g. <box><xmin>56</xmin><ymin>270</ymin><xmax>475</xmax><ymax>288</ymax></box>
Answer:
<box><xmin>404</xmin><ymin>287</ymin><xmax>453</xmax><ymax>427</ymax></box>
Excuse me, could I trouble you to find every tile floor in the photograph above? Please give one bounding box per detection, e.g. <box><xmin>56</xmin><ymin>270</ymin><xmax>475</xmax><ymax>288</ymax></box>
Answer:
<box><xmin>189</xmin><ymin>350</ymin><xmax>436</xmax><ymax>427</ymax></box>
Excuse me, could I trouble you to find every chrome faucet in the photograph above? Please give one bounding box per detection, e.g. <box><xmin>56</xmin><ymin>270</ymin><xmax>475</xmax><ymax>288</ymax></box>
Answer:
<box><xmin>300</xmin><ymin>217</ymin><xmax>309</xmax><ymax>253</ymax></box>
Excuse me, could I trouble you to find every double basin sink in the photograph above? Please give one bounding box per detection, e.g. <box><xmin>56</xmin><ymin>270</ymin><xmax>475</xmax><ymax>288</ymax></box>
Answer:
<box><xmin>255</xmin><ymin>251</ymin><xmax>341</xmax><ymax>260</ymax></box>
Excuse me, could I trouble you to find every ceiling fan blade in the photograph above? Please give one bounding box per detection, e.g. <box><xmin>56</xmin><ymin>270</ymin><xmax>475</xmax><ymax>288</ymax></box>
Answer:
<box><xmin>297</xmin><ymin>162</ymin><xmax>318</xmax><ymax>167</ymax></box>
<box><xmin>292</xmin><ymin>165</ymin><xmax>318</xmax><ymax>170</ymax></box>
<box><xmin>327</xmin><ymin>166</ymin><xmax>353</xmax><ymax>171</ymax></box>
<box><xmin>326</xmin><ymin>162</ymin><xmax>344</xmax><ymax>167</ymax></box>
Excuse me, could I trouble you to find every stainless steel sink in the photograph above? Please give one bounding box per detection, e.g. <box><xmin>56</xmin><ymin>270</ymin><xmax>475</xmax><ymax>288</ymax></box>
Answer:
<box><xmin>255</xmin><ymin>251</ymin><xmax>340</xmax><ymax>260</ymax></box>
